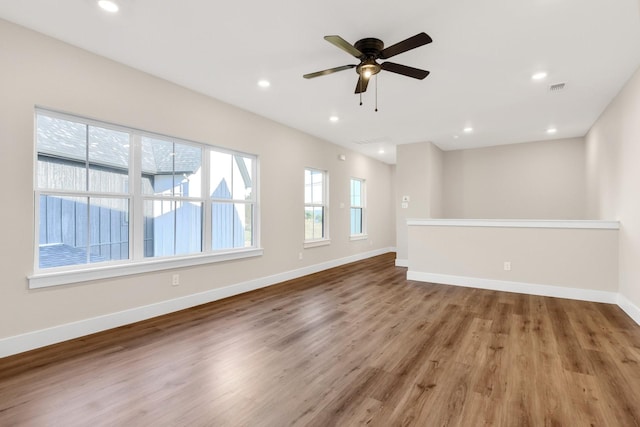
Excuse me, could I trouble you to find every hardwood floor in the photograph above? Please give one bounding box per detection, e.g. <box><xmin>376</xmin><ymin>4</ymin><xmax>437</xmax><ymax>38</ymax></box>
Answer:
<box><xmin>2</xmin><ymin>253</ymin><xmax>640</xmax><ymax>426</ymax></box>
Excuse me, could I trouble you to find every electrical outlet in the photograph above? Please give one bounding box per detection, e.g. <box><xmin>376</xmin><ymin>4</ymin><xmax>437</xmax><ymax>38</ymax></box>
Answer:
<box><xmin>172</xmin><ymin>274</ymin><xmax>180</xmax><ymax>286</ymax></box>
<box><xmin>503</xmin><ymin>261</ymin><xmax>511</xmax><ymax>271</ymax></box>
<box><xmin>298</xmin><ymin>252</ymin><xmax>303</xmax><ymax>260</ymax></box>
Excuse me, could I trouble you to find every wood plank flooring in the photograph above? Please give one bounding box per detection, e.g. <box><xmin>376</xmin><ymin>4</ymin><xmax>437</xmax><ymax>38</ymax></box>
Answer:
<box><xmin>2</xmin><ymin>253</ymin><xmax>640</xmax><ymax>426</ymax></box>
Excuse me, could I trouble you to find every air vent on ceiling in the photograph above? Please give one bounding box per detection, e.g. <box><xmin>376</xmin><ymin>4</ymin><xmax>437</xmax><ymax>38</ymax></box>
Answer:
<box><xmin>353</xmin><ymin>136</ymin><xmax>390</xmax><ymax>145</ymax></box>
<box><xmin>549</xmin><ymin>82</ymin><xmax>566</xmax><ymax>93</ymax></box>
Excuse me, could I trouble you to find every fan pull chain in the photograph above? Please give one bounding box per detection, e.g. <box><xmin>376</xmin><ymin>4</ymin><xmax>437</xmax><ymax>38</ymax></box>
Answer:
<box><xmin>375</xmin><ymin>74</ymin><xmax>378</xmax><ymax>112</ymax></box>
<box><xmin>359</xmin><ymin>78</ymin><xmax>363</xmax><ymax>106</ymax></box>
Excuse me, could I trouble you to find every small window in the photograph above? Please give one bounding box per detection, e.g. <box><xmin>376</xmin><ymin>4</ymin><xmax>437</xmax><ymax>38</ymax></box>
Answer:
<box><xmin>350</xmin><ymin>178</ymin><xmax>366</xmax><ymax>237</ymax></box>
<box><xmin>304</xmin><ymin>168</ymin><xmax>328</xmax><ymax>242</ymax></box>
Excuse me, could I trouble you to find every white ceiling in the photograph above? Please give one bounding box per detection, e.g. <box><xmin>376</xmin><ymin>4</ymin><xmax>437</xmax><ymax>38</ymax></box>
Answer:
<box><xmin>1</xmin><ymin>0</ymin><xmax>640</xmax><ymax>163</ymax></box>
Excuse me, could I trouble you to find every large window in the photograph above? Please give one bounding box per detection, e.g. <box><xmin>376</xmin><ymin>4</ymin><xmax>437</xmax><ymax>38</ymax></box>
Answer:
<box><xmin>34</xmin><ymin>109</ymin><xmax>258</xmax><ymax>283</ymax></box>
<box><xmin>350</xmin><ymin>178</ymin><xmax>366</xmax><ymax>237</ymax></box>
<box><xmin>304</xmin><ymin>168</ymin><xmax>328</xmax><ymax>242</ymax></box>
<box><xmin>209</xmin><ymin>151</ymin><xmax>254</xmax><ymax>250</ymax></box>
<box><xmin>141</xmin><ymin>136</ymin><xmax>203</xmax><ymax>257</ymax></box>
<box><xmin>36</xmin><ymin>113</ymin><xmax>131</xmax><ymax>269</ymax></box>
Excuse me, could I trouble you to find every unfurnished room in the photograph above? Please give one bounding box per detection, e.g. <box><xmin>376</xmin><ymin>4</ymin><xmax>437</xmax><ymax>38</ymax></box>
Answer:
<box><xmin>1</xmin><ymin>0</ymin><xmax>640</xmax><ymax>425</ymax></box>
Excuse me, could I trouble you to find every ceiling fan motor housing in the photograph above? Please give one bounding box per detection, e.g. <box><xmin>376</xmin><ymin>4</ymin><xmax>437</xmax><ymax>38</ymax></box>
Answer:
<box><xmin>354</xmin><ymin>38</ymin><xmax>384</xmax><ymax>57</ymax></box>
<box><xmin>354</xmin><ymin>38</ymin><xmax>384</xmax><ymax>77</ymax></box>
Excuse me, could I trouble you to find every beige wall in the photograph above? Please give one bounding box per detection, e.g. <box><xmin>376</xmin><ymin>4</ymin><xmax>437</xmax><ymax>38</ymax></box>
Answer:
<box><xmin>0</xmin><ymin>19</ymin><xmax>395</xmax><ymax>339</ymax></box>
<box><xmin>395</xmin><ymin>142</ymin><xmax>443</xmax><ymax>262</ymax></box>
<box><xmin>586</xmin><ymin>64</ymin><xmax>640</xmax><ymax>309</ymax></box>
<box><xmin>428</xmin><ymin>143</ymin><xmax>444</xmax><ymax>218</ymax></box>
<box><xmin>408</xmin><ymin>224</ymin><xmax>618</xmax><ymax>293</ymax></box>
<box><xmin>443</xmin><ymin>138</ymin><xmax>586</xmax><ymax>219</ymax></box>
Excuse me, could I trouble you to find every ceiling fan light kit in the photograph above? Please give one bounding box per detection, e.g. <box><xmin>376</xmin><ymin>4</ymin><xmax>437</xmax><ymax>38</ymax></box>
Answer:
<box><xmin>303</xmin><ymin>32</ymin><xmax>432</xmax><ymax>110</ymax></box>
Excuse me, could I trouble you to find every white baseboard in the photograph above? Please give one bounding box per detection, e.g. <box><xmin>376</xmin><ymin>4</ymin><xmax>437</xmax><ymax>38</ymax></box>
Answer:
<box><xmin>395</xmin><ymin>258</ymin><xmax>408</xmax><ymax>267</ymax></box>
<box><xmin>618</xmin><ymin>294</ymin><xmax>640</xmax><ymax>325</ymax></box>
<box><xmin>0</xmin><ymin>248</ymin><xmax>394</xmax><ymax>358</ymax></box>
<box><xmin>407</xmin><ymin>271</ymin><xmax>619</xmax><ymax>304</ymax></box>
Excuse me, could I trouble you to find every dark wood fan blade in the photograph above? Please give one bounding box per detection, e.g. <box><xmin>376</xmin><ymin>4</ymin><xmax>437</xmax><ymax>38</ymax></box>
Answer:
<box><xmin>354</xmin><ymin>76</ymin><xmax>370</xmax><ymax>94</ymax></box>
<box><xmin>379</xmin><ymin>32</ymin><xmax>432</xmax><ymax>59</ymax></box>
<box><xmin>303</xmin><ymin>64</ymin><xmax>356</xmax><ymax>79</ymax></box>
<box><xmin>324</xmin><ymin>35</ymin><xmax>364</xmax><ymax>58</ymax></box>
<box><xmin>381</xmin><ymin>62</ymin><xmax>430</xmax><ymax>79</ymax></box>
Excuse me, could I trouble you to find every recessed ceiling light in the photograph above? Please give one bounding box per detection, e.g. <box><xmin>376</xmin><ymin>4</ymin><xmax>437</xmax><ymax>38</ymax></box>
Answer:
<box><xmin>532</xmin><ymin>71</ymin><xmax>548</xmax><ymax>80</ymax></box>
<box><xmin>463</xmin><ymin>127</ymin><xmax>473</xmax><ymax>133</ymax></box>
<box><xmin>453</xmin><ymin>135</ymin><xmax>459</xmax><ymax>139</ymax></box>
<box><xmin>98</xmin><ymin>0</ymin><xmax>119</xmax><ymax>13</ymax></box>
<box><xmin>378</xmin><ymin>149</ymin><xmax>385</xmax><ymax>154</ymax></box>
<box><xmin>329</xmin><ymin>116</ymin><xmax>339</xmax><ymax>122</ymax></box>
<box><xmin>257</xmin><ymin>80</ymin><xmax>270</xmax><ymax>88</ymax></box>
<box><xmin>546</xmin><ymin>127</ymin><xmax>557</xmax><ymax>134</ymax></box>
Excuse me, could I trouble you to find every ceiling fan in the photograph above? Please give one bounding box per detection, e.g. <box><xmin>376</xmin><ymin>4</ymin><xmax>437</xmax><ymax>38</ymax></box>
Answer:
<box><xmin>303</xmin><ymin>32</ymin><xmax>432</xmax><ymax>94</ymax></box>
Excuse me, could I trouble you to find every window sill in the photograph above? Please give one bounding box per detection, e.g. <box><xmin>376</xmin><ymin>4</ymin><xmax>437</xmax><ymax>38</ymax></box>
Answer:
<box><xmin>28</xmin><ymin>248</ymin><xmax>264</xmax><ymax>289</ymax></box>
<box><xmin>303</xmin><ymin>239</ymin><xmax>331</xmax><ymax>249</ymax></box>
<box><xmin>350</xmin><ymin>234</ymin><xmax>369</xmax><ymax>241</ymax></box>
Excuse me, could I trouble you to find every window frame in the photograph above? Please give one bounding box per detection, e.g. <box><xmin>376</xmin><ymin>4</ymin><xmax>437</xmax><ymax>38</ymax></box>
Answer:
<box><xmin>139</xmin><ymin>135</ymin><xmax>206</xmax><ymax>259</ymax></box>
<box><xmin>209</xmin><ymin>149</ymin><xmax>257</xmax><ymax>251</ymax></box>
<box><xmin>303</xmin><ymin>167</ymin><xmax>330</xmax><ymax>248</ymax></box>
<box><xmin>30</xmin><ymin>108</ymin><xmax>261</xmax><ymax>288</ymax></box>
<box><xmin>349</xmin><ymin>177</ymin><xmax>367</xmax><ymax>240</ymax></box>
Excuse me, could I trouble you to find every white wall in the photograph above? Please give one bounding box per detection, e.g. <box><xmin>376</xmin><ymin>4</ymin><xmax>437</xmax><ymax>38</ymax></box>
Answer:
<box><xmin>443</xmin><ymin>138</ymin><xmax>586</xmax><ymax>219</ymax></box>
<box><xmin>0</xmin><ymin>19</ymin><xmax>395</xmax><ymax>342</ymax></box>
<box><xmin>586</xmin><ymin>64</ymin><xmax>640</xmax><ymax>312</ymax></box>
